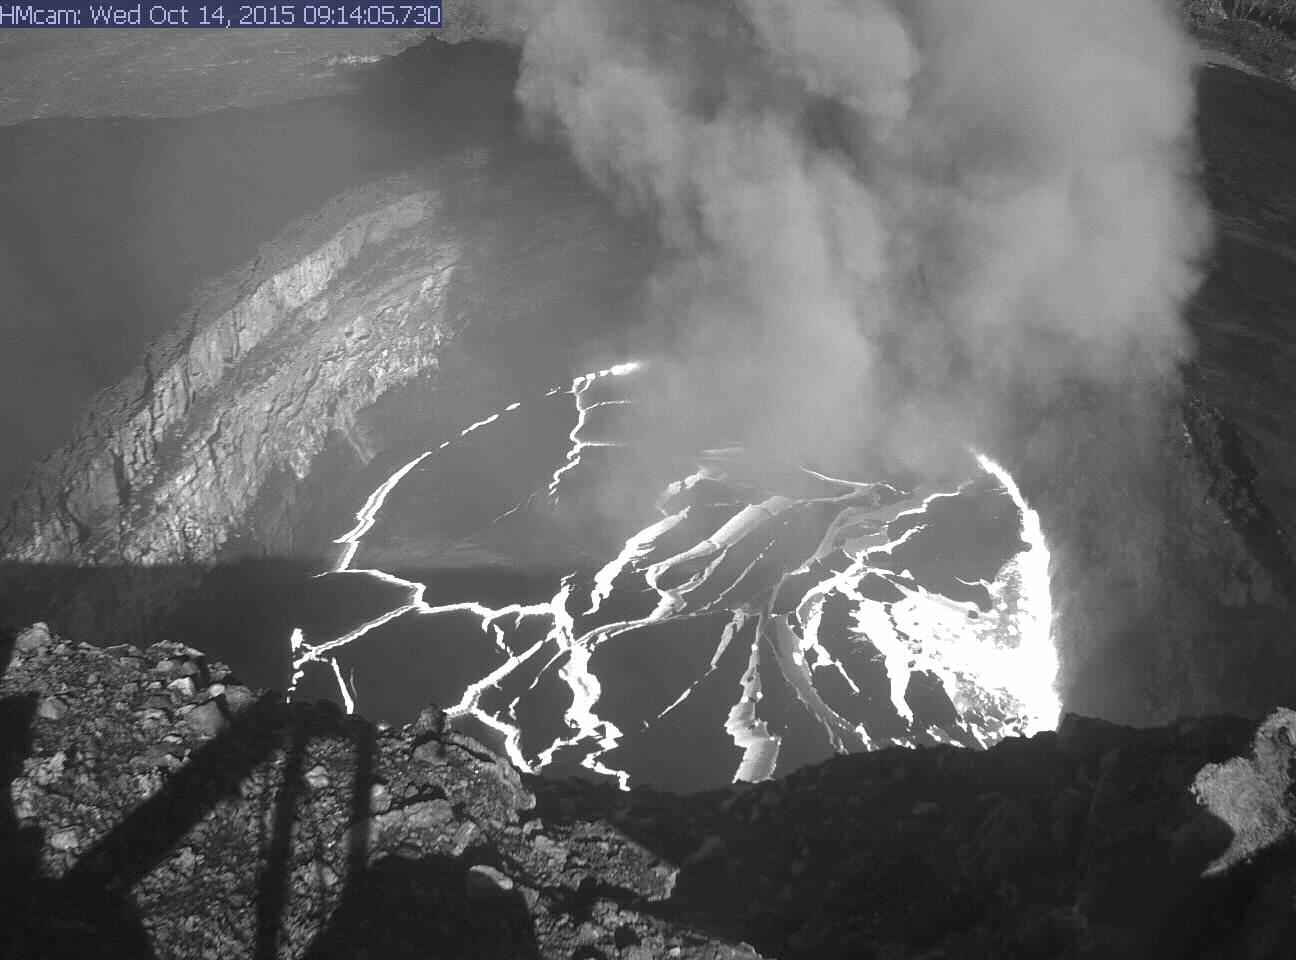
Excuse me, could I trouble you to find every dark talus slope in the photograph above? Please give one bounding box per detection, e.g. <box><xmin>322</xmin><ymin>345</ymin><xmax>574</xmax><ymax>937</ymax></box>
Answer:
<box><xmin>3</xmin><ymin>622</ymin><xmax>1293</xmax><ymax>960</ymax></box>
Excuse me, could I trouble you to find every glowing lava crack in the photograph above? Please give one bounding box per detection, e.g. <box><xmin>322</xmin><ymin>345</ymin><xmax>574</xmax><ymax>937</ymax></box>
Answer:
<box><xmin>289</xmin><ymin>362</ymin><xmax>1060</xmax><ymax>789</ymax></box>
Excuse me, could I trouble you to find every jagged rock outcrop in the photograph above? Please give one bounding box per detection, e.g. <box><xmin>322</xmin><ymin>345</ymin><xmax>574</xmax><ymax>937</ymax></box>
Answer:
<box><xmin>1185</xmin><ymin>0</ymin><xmax>1296</xmax><ymax>85</ymax></box>
<box><xmin>1193</xmin><ymin>707</ymin><xmax>1296</xmax><ymax>875</ymax></box>
<box><xmin>3</xmin><ymin>623</ymin><xmax>1294</xmax><ymax>959</ymax></box>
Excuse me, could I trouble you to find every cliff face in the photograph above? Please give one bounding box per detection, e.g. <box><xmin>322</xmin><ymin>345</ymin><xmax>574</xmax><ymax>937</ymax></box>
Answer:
<box><xmin>0</xmin><ymin>139</ymin><xmax>654</xmax><ymax>574</ymax></box>
<box><xmin>0</xmin><ymin>182</ymin><xmax>449</xmax><ymax>566</ymax></box>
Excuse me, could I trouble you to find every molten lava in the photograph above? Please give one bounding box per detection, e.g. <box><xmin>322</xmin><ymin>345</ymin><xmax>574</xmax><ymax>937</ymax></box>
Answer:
<box><xmin>289</xmin><ymin>362</ymin><xmax>1061</xmax><ymax>789</ymax></box>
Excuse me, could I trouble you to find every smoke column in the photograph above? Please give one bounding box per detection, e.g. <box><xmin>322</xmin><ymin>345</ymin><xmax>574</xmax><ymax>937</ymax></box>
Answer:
<box><xmin>481</xmin><ymin>0</ymin><xmax>1209</xmax><ymax>477</ymax></box>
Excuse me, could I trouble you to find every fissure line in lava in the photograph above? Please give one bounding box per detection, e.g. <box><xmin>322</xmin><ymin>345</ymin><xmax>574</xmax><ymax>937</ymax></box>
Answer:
<box><xmin>290</xmin><ymin>362</ymin><xmax>645</xmax><ymax>777</ymax></box>
<box><xmin>290</xmin><ymin>357</ymin><xmax>1060</xmax><ymax>789</ymax></box>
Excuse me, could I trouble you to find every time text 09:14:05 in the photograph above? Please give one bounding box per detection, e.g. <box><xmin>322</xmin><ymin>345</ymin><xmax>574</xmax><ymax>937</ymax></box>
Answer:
<box><xmin>192</xmin><ymin>4</ymin><xmax>442</xmax><ymax>26</ymax></box>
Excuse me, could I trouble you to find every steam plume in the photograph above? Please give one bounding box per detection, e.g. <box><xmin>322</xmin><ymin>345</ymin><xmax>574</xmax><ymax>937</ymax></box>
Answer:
<box><xmin>489</xmin><ymin>0</ymin><xmax>1209</xmax><ymax>475</ymax></box>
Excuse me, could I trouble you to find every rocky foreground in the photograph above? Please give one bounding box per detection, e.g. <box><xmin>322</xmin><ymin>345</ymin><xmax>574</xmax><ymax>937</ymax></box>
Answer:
<box><xmin>2</xmin><ymin>622</ymin><xmax>1293</xmax><ymax>960</ymax></box>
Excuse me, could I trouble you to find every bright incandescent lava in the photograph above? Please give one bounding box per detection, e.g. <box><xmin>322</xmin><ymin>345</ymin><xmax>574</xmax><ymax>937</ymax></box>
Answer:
<box><xmin>288</xmin><ymin>363</ymin><xmax>1060</xmax><ymax>791</ymax></box>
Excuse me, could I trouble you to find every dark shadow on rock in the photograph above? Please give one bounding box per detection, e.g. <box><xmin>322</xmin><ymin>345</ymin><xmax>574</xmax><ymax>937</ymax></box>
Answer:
<box><xmin>0</xmin><ymin>560</ymin><xmax>210</xmax><ymax>655</ymax></box>
<box><xmin>0</xmin><ymin>559</ymin><xmax>321</xmax><ymax>696</ymax></box>
<box><xmin>301</xmin><ymin>854</ymin><xmax>539</xmax><ymax>960</ymax></box>
<box><xmin>13</xmin><ymin>694</ymin><xmax>308</xmax><ymax>960</ymax></box>
<box><xmin>0</xmin><ymin>684</ymin><xmax>48</xmax><ymax>956</ymax></box>
<box><xmin>254</xmin><ymin>704</ymin><xmax>311</xmax><ymax>960</ymax></box>
<box><xmin>0</xmin><ymin>632</ymin><xmax>542</xmax><ymax>959</ymax></box>
<box><xmin>0</xmin><ymin>630</ymin><xmax>154</xmax><ymax>959</ymax></box>
<box><xmin>523</xmin><ymin>714</ymin><xmax>1296</xmax><ymax>960</ymax></box>
<box><xmin>1071</xmin><ymin>723</ymin><xmax>1268</xmax><ymax>958</ymax></box>
<box><xmin>56</xmin><ymin>693</ymin><xmax>296</xmax><ymax>897</ymax></box>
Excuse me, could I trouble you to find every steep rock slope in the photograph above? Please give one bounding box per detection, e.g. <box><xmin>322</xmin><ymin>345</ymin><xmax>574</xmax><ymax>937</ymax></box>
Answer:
<box><xmin>1</xmin><ymin>180</ymin><xmax>449</xmax><ymax>566</ymax></box>
<box><xmin>0</xmin><ymin>139</ymin><xmax>654</xmax><ymax>572</ymax></box>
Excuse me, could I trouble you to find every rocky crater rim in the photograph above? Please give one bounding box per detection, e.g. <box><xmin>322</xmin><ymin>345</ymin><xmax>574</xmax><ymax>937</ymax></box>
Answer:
<box><xmin>3</xmin><ymin>618</ymin><xmax>1295</xmax><ymax>959</ymax></box>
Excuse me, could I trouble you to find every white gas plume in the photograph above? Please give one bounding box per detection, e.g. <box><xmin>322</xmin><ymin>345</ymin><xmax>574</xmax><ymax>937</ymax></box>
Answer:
<box><xmin>480</xmin><ymin>0</ymin><xmax>1210</xmax><ymax>474</ymax></box>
